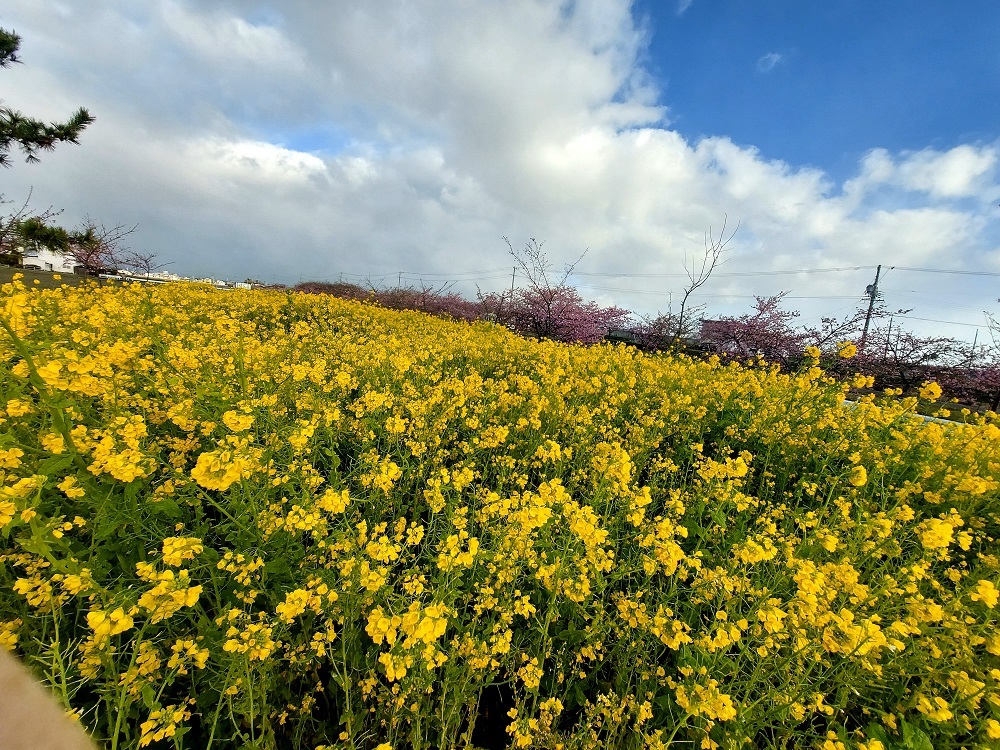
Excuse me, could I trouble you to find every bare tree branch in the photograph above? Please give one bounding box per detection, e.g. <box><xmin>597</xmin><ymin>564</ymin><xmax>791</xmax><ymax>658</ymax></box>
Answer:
<box><xmin>504</xmin><ymin>237</ymin><xmax>588</xmax><ymax>294</ymax></box>
<box><xmin>120</xmin><ymin>250</ymin><xmax>167</xmax><ymax>277</ymax></box>
<box><xmin>676</xmin><ymin>215</ymin><xmax>739</xmax><ymax>340</ymax></box>
<box><xmin>65</xmin><ymin>216</ymin><xmax>137</xmax><ymax>274</ymax></box>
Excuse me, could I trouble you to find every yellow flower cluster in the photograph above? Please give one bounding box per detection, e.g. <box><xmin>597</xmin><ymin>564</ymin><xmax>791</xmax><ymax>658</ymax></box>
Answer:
<box><xmin>88</xmin><ymin>415</ymin><xmax>153</xmax><ymax>482</ymax></box>
<box><xmin>673</xmin><ymin>676</ymin><xmax>738</xmax><ymax>722</ymax></box>
<box><xmin>275</xmin><ymin>580</ymin><xmax>336</xmax><ymax>624</ymax></box>
<box><xmin>161</xmin><ymin>536</ymin><xmax>203</xmax><ymax>566</ymax></box>
<box><xmin>190</xmin><ymin>440</ymin><xmax>256</xmax><ymax>491</ymax></box>
<box><xmin>167</xmin><ymin>638</ymin><xmax>210</xmax><ymax>673</ymax></box>
<box><xmin>221</xmin><ymin>613</ymin><xmax>277</xmax><ymax>662</ymax></box>
<box><xmin>836</xmin><ymin>341</ymin><xmax>858</xmax><ymax>359</ymax></box>
<box><xmin>87</xmin><ymin>607</ymin><xmax>134</xmax><ymax>644</ymax></box>
<box><xmin>1</xmin><ymin>278</ymin><xmax>999</xmax><ymax>749</ymax></box>
<box><xmin>136</xmin><ymin>567</ymin><xmax>202</xmax><ymax>623</ymax></box>
<box><xmin>138</xmin><ymin>704</ymin><xmax>190</xmax><ymax>747</ymax></box>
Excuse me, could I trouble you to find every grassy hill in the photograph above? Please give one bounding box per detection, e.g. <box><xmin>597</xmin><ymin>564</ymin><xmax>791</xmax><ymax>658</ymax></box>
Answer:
<box><xmin>0</xmin><ymin>265</ymin><xmax>91</xmax><ymax>289</ymax></box>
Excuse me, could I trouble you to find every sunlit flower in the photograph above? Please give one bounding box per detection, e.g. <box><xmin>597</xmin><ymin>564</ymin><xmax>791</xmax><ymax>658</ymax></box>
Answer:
<box><xmin>970</xmin><ymin>579</ymin><xmax>999</xmax><ymax>608</ymax></box>
<box><xmin>918</xmin><ymin>381</ymin><xmax>943</xmax><ymax>401</ymax></box>
<box><xmin>847</xmin><ymin>465</ymin><xmax>868</xmax><ymax>487</ymax></box>
<box><xmin>161</xmin><ymin>536</ymin><xmax>204</xmax><ymax>566</ymax></box>
<box><xmin>836</xmin><ymin>341</ymin><xmax>857</xmax><ymax>359</ymax></box>
<box><xmin>87</xmin><ymin>607</ymin><xmax>134</xmax><ymax>643</ymax></box>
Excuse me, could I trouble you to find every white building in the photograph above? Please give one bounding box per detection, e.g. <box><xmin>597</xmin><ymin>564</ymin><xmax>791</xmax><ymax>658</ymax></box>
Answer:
<box><xmin>20</xmin><ymin>246</ymin><xmax>77</xmax><ymax>274</ymax></box>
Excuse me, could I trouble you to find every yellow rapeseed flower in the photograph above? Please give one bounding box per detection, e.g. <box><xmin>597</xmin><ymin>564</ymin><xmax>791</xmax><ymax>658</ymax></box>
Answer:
<box><xmin>161</xmin><ymin>536</ymin><xmax>204</xmax><ymax>566</ymax></box>
<box><xmin>837</xmin><ymin>341</ymin><xmax>857</xmax><ymax>359</ymax></box>
<box><xmin>918</xmin><ymin>381</ymin><xmax>943</xmax><ymax>401</ymax></box>
<box><xmin>222</xmin><ymin>410</ymin><xmax>254</xmax><ymax>432</ymax></box>
<box><xmin>970</xmin><ymin>579</ymin><xmax>999</xmax><ymax>608</ymax></box>
<box><xmin>986</xmin><ymin>718</ymin><xmax>1000</xmax><ymax>739</ymax></box>
<box><xmin>918</xmin><ymin>518</ymin><xmax>954</xmax><ymax>550</ymax></box>
<box><xmin>191</xmin><ymin>447</ymin><xmax>254</xmax><ymax>491</ymax></box>
<box><xmin>137</xmin><ymin>569</ymin><xmax>202</xmax><ymax>623</ymax></box>
<box><xmin>139</xmin><ymin>705</ymin><xmax>189</xmax><ymax>747</ymax></box>
<box><xmin>87</xmin><ymin>607</ymin><xmax>134</xmax><ymax>643</ymax></box>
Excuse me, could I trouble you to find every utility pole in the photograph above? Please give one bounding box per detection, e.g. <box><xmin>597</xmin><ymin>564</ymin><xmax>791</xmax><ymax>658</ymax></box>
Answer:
<box><xmin>511</xmin><ymin>266</ymin><xmax>516</xmax><ymax>294</ymax></box>
<box><xmin>860</xmin><ymin>264</ymin><xmax>882</xmax><ymax>352</ymax></box>
<box><xmin>967</xmin><ymin>329</ymin><xmax>979</xmax><ymax>369</ymax></box>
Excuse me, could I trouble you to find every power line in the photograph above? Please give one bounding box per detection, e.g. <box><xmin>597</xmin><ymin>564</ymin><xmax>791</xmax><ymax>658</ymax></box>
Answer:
<box><xmin>895</xmin><ymin>314</ymin><xmax>986</xmax><ymax>329</ymax></box>
<box><xmin>577</xmin><ymin>283</ymin><xmax>862</xmax><ymax>300</ymax></box>
<box><xmin>573</xmin><ymin>265</ymin><xmax>877</xmax><ymax>279</ymax></box>
<box><xmin>574</xmin><ymin>264</ymin><xmax>1000</xmax><ymax>280</ymax></box>
<box><xmin>316</xmin><ymin>264</ymin><xmax>1000</xmax><ymax>284</ymax></box>
<box><xmin>403</xmin><ymin>268</ymin><xmax>507</xmax><ymax>277</ymax></box>
<box><xmin>894</xmin><ymin>266</ymin><xmax>1000</xmax><ymax>277</ymax></box>
<box><xmin>401</xmin><ymin>273</ymin><xmax>512</xmax><ymax>283</ymax></box>
<box><xmin>881</xmin><ymin>288</ymin><xmax>985</xmax><ymax>296</ymax></box>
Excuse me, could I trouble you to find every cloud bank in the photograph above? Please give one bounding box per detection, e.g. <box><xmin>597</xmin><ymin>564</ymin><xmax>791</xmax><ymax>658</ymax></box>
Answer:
<box><xmin>2</xmin><ymin>0</ymin><xmax>998</xmax><ymax>336</ymax></box>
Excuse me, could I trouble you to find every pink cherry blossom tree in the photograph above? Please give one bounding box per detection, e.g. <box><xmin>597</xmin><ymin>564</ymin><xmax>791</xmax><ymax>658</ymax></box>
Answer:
<box><xmin>479</xmin><ymin>238</ymin><xmax>631</xmax><ymax>344</ymax></box>
<box><xmin>698</xmin><ymin>293</ymin><xmax>808</xmax><ymax>367</ymax></box>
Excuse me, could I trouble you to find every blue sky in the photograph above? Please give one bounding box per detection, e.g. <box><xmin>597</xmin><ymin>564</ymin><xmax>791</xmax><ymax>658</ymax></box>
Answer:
<box><xmin>638</xmin><ymin>0</ymin><xmax>1000</xmax><ymax>182</ymax></box>
<box><xmin>2</xmin><ymin>1</ymin><xmax>999</xmax><ymax>340</ymax></box>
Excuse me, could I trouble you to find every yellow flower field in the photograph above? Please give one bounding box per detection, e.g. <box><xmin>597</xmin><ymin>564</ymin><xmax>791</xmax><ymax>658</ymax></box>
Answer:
<box><xmin>1</xmin><ymin>276</ymin><xmax>999</xmax><ymax>749</ymax></box>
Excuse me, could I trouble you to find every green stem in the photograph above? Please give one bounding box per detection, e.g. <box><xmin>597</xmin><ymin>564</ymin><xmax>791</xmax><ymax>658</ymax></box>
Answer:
<box><xmin>338</xmin><ymin>624</ymin><xmax>355</xmax><ymax>748</ymax></box>
<box><xmin>247</xmin><ymin>663</ymin><xmax>256</xmax><ymax>747</ymax></box>
<box><xmin>44</xmin><ymin>602</ymin><xmax>73</xmax><ymax>710</ymax></box>
<box><xmin>110</xmin><ymin>620</ymin><xmax>152</xmax><ymax>750</ymax></box>
<box><xmin>663</xmin><ymin>710</ymin><xmax>693</xmax><ymax>745</ymax></box>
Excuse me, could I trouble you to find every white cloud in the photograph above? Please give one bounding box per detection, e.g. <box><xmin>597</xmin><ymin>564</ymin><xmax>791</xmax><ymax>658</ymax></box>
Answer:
<box><xmin>158</xmin><ymin>1</ymin><xmax>306</xmax><ymax>73</ymax></box>
<box><xmin>677</xmin><ymin>0</ymin><xmax>694</xmax><ymax>15</ymax></box>
<box><xmin>896</xmin><ymin>145</ymin><xmax>998</xmax><ymax>199</ymax></box>
<box><xmin>0</xmin><ymin>0</ymin><xmax>997</xmax><ymax>337</ymax></box>
<box><xmin>756</xmin><ymin>52</ymin><xmax>783</xmax><ymax>72</ymax></box>
<box><xmin>190</xmin><ymin>138</ymin><xmax>328</xmax><ymax>184</ymax></box>
<box><xmin>844</xmin><ymin>145</ymin><xmax>1000</xmax><ymax>205</ymax></box>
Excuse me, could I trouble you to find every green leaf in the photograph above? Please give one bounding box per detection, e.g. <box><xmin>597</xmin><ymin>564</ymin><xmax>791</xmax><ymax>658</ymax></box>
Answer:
<box><xmin>653</xmin><ymin>693</ymin><xmax>675</xmax><ymax>713</ymax></box>
<box><xmin>124</xmin><ymin>479</ymin><xmax>144</xmax><ymax>502</ymax></box>
<box><xmin>265</xmin><ymin>555</ymin><xmax>290</xmax><ymax>579</ymax></box>
<box><xmin>148</xmin><ymin>498</ymin><xmax>182</xmax><ymax>519</ymax></box>
<box><xmin>901</xmin><ymin>720</ymin><xmax>933</xmax><ymax>750</ymax></box>
<box><xmin>38</xmin><ymin>453</ymin><xmax>75</xmax><ymax>476</ymax></box>
<box><xmin>567</xmin><ymin>682</ymin><xmax>587</xmax><ymax>709</ymax></box>
<box><xmin>140</xmin><ymin>684</ymin><xmax>157</xmax><ymax>710</ymax></box>
<box><xmin>865</xmin><ymin>722</ymin><xmax>895</xmax><ymax>749</ymax></box>
<box><xmin>93</xmin><ymin>515</ymin><xmax>124</xmax><ymax>543</ymax></box>
<box><xmin>16</xmin><ymin>533</ymin><xmax>53</xmax><ymax>560</ymax></box>
<box><xmin>552</xmin><ymin>628</ymin><xmax>588</xmax><ymax>646</ymax></box>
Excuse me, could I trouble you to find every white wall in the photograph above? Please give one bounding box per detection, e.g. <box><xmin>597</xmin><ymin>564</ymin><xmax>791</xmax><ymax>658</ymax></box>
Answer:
<box><xmin>20</xmin><ymin>246</ymin><xmax>77</xmax><ymax>273</ymax></box>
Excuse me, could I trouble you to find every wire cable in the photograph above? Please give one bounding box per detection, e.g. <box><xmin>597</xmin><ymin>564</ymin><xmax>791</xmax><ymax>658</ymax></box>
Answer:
<box><xmin>894</xmin><ymin>266</ymin><xmax>1000</xmax><ymax>277</ymax></box>
<box><xmin>577</xmin><ymin>283</ymin><xmax>864</xmax><ymax>300</ymax></box>
<box><xmin>573</xmin><ymin>265</ymin><xmax>877</xmax><ymax>279</ymax></box>
<box><xmin>895</xmin><ymin>314</ymin><xmax>986</xmax><ymax>329</ymax></box>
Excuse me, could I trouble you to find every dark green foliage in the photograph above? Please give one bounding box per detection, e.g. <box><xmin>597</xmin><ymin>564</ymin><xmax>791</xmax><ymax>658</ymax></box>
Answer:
<box><xmin>18</xmin><ymin>216</ymin><xmax>70</xmax><ymax>252</ymax></box>
<box><xmin>0</xmin><ymin>27</ymin><xmax>95</xmax><ymax>167</ymax></box>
